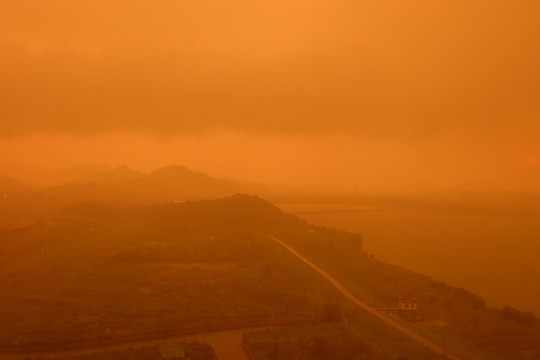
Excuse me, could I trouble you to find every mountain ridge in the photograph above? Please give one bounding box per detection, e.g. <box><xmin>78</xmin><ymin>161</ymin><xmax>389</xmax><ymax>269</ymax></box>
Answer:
<box><xmin>0</xmin><ymin>174</ymin><xmax>32</xmax><ymax>196</ymax></box>
<box><xmin>71</xmin><ymin>164</ymin><xmax>145</xmax><ymax>185</ymax></box>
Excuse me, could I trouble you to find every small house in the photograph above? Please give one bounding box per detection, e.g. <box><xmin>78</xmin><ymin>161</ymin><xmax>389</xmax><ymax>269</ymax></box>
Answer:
<box><xmin>398</xmin><ymin>299</ymin><xmax>417</xmax><ymax>321</ymax></box>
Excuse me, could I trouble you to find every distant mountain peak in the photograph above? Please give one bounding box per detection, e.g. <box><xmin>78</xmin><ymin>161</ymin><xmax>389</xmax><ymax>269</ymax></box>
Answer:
<box><xmin>71</xmin><ymin>164</ymin><xmax>144</xmax><ymax>185</ymax></box>
<box><xmin>112</xmin><ymin>164</ymin><xmax>138</xmax><ymax>174</ymax></box>
<box><xmin>149</xmin><ymin>165</ymin><xmax>194</xmax><ymax>176</ymax></box>
<box><xmin>148</xmin><ymin>165</ymin><xmax>219</xmax><ymax>184</ymax></box>
<box><xmin>37</xmin><ymin>164</ymin><xmax>280</xmax><ymax>205</ymax></box>
<box><xmin>115</xmin><ymin>164</ymin><xmax>131</xmax><ymax>170</ymax></box>
<box><xmin>0</xmin><ymin>174</ymin><xmax>32</xmax><ymax>194</ymax></box>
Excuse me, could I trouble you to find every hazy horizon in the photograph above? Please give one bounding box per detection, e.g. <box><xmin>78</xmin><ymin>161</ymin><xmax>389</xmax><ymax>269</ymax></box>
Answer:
<box><xmin>2</xmin><ymin>132</ymin><xmax>540</xmax><ymax>194</ymax></box>
<box><xmin>1</xmin><ymin>1</ymin><xmax>539</xmax><ymax>193</ymax></box>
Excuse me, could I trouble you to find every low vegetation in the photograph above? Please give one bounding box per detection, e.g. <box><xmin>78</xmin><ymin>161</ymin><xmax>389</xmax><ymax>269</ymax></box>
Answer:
<box><xmin>0</xmin><ymin>197</ymin><xmax>311</xmax><ymax>349</ymax></box>
<box><xmin>1</xmin><ymin>194</ymin><xmax>539</xmax><ymax>360</ymax></box>
<box><xmin>280</xmin><ymin>225</ymin><xmax>540</xmax><ymax>360</ymax></box>
<box><xmin>27</xmin><ymin>341</ymin><xmax>217</xmax><ymax>360</ymax></box>
<box><xmin>244</xmin><ymin>324</ymin><xmax>374</xmax><ymax>360</ymax></box>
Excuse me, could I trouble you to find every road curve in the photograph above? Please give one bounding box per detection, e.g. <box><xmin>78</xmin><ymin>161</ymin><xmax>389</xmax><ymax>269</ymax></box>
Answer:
<box><xmin>269</xmin><ymin>235</ymin><xmax>464</xmax><ymax>360</ymax></box>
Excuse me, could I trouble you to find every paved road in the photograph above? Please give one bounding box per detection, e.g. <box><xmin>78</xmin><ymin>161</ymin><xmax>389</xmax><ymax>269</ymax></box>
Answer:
<box><xmin>269</xmin><ymin>235</ymin><xmax>464</xmax><ymax>360</ymax></box>
<box><xmin>0</xmin><ymin>327</ymin><xmax>267</xmax><ymax>360</ymax></box>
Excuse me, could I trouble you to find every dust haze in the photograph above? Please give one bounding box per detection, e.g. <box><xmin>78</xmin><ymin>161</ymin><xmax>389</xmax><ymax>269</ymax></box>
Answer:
<box><xmin>1</xmin><ymin>1</ymin><xmax>540</xmax><ymax>359</ymax></box>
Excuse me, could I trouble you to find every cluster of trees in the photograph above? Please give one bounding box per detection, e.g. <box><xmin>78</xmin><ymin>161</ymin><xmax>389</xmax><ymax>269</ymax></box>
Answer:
<box><xmin>246</xmin><ymin>324</ymin><xmax>374</xmax><ymax>360</ymax></box>
<box><xmin>500</xmin><ymin>306</ymin><xmax>536</xmax><ymax>324</ymax></box>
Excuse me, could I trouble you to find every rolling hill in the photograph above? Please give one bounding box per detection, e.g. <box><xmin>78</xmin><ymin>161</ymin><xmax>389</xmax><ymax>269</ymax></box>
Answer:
<box><xmin>71</xmin><ymin>164</ymin><xmax>145</xmax><ymax>185</ymax></box>
<box><xmin>0</xmin><ymin>175</ymin><xmax>31</xmax><ymax>197</ymax></box>
<box><xmin>36</xmin><ymin>164</ymin><xmax>279</xmax><ymax>207</ymax></box>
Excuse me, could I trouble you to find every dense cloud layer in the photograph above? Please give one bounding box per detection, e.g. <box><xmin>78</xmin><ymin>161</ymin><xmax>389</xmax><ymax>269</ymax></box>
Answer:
<box><xmin>1</xmin><ymin>0</ymin><xmax>538</xmax><ymax>138</ymax></box>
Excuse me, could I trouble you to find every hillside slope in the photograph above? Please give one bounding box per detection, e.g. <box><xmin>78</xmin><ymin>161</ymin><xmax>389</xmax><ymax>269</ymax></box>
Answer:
<box><xmin>2</xmin><ymin>195</ymin><xmax>538</xmax><ymax>359</ymax></box>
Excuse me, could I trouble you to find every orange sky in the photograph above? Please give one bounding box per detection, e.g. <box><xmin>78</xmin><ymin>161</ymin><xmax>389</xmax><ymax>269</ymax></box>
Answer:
<box><xmin>1</xmin><ymin>1</ymin><xmax>539</xmax><ymax>191</ymax></box>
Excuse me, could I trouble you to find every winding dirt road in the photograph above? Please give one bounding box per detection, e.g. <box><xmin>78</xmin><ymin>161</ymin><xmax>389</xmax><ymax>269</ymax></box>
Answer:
<box><xmin>269</xmin><ymin>235</ymin><xmax>464</xmax><ymax>360</ymax></box>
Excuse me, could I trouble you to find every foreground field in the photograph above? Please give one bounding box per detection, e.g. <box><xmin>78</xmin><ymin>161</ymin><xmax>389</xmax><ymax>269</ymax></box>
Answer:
<box><xmin>0</xmin><ymin>327</ymin><xmax>275</xmax><ymax>360</ymax></box>
<box><xmin>244</xmin><ymin>323</ymin><xmax>374</xmax><ymax>360</ymax></box>
<box><xmin>0</xmin><ymin>223</ymin><xmax>309</xmax><ymax>347</ymax></box>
